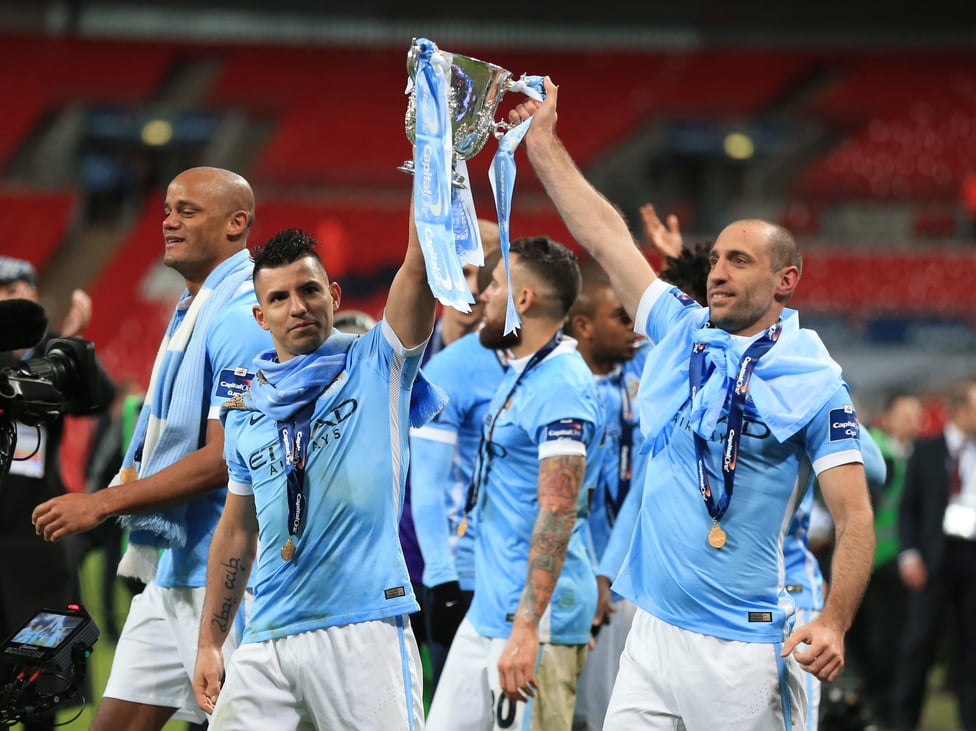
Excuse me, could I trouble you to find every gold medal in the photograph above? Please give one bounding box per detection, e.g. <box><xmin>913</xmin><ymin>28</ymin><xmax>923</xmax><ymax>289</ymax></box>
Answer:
<box><xmin>281</xmin><ymin>536</ymin><xmax>296</xmax><ymax>561</ymax></box>
<box><xmin>120</xmin><ymin>466</ymin><xmax>138</xmax><ymax>484</ymax></box>
<box><xmin>707</xmin><ymin>521</ymin><xmax>727</xmax><ymax>549</ymax></box>
<box><xmin>457</xmin><ymin>516</ymin><xmax>467</xmax><ymax>537</ymax></box>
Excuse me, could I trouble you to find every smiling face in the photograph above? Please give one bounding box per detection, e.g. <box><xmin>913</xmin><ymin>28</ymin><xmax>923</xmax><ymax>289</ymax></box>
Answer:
<box><xmin>706</xmin><ymin>220</ymin><xmax>798</xmax><ymax>336</ymax></box>
<box><xmin>162</xmin><ymin>168</ymin><xmax>252</xmax><ymax>291</ymax></box>
<box><xmin>252</xmin><ymin>255</ymin><xmax>341</xmax><ymax>362</ymax></box>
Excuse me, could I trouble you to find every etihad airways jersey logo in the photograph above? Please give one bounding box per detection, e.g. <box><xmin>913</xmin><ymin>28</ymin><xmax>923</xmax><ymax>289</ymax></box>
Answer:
<box><xmin>246</xmin><ymin>398</ymin><xmax>358</xmax><ymax>474</ymax></box>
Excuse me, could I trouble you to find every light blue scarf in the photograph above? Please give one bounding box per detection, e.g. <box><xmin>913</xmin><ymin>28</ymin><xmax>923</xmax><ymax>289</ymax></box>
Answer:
<box><xmin>244</xmin><ymin>329</ymin><xmax>447</xmax><ymax>428</ymax></box>
<box><xmin>244</xmin><ymin>332</ymin><xmax>356</xmax><ymax>419</ymax></box>
<box><xmin>117</xmin><ymin>249</ymin><xmax>253</xmax><ymax>580</ymax></box>
<box><xmin>639</xmin><ymin>307</ymin><xmax>844</xmax><ymax>453</ymax></box>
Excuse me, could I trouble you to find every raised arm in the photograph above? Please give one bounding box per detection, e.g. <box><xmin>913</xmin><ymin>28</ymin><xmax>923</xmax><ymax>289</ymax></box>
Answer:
<box><xmin>385</xmin><ymin>198</ymin><xmax>437</xmax><ymax>349</ymax></box>
<box><xmin>497</xmin><ymin>452</ymin><xmax>585</xmax><ymax>703</ymax></box>
<box><xmin>33</xmin><ymin>418</ymin><xmax>228</xmax><ymax>541</ymax></box>
<box><xmin>782</xmin><ymin>462</ymin><xmax>874</xmax><ymax>681</ymax></box>
<box><xmin>515</xmin><ymin>78</ymin><xmax>656</xmax><ymax>318</ymax></box>
<box><xmin>193</xmin><ymin>490</ymin><xmax>259</xmax><ymax>714</ymax></box>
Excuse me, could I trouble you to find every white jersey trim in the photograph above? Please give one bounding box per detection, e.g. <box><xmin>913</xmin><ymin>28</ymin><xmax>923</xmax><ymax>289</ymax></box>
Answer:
<box><xmin>228</xmin><ymin>478</ymin><xmax>252</xmax><ymax>496</ymax></box>
<box><xmin>380</xmin><ymin>314</ymin><xmax>430</xmax><ymax>356</ymax></box>
<box><xmin>635</xmin><ymin>278</ymin><xmax>671</xmax><ymax>337</ymax></box>
<box><xmin>812</xmin><ymin>448</ymin><xmax>863</xmax><ymax>475</ymax></box>
<box><xmin>538</xmin><ymin>439</ymin><xmax>587</xmax><ymax>460</ymax></box>
<box><xmin>410</xmin><ymin>424</ymin><xmax>458</xmax><ymax>445</ymax></box>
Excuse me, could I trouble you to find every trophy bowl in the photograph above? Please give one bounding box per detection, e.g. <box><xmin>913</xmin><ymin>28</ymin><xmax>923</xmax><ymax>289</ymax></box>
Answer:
<box><xmin>399</xmin><ymin>40</ymin><xmax>516</xmax><ymax>186</ymax></box>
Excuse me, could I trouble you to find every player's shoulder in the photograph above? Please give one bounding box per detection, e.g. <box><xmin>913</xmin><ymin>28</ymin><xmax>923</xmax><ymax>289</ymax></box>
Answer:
<box><xmin>432</xmin><ymin>331</ymin><xmax>482</xmax><ymax>362</ymax></box>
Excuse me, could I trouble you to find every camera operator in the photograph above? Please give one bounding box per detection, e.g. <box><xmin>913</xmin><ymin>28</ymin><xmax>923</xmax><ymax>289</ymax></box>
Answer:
<box><xmin>0</xmin><ymin>256</ymin><xmax>115</xmax><ymax>731</ymax></box>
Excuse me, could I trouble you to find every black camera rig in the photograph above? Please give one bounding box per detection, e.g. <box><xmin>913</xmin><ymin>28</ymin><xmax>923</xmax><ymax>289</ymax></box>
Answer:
<box><xmin>0</xmin><ymin>336</ymin><xmax>104</xmax><ymax>483</ymax></box>
<box><xmin>0</xmin><ymin>604</ymin><xmax>99</xmax><ymax>727</ymax></box>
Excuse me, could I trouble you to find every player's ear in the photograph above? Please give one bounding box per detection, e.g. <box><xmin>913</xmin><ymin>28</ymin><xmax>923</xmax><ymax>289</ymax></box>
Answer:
<box><xmin>253</xmin><ymin>305</ymin><xmax>269</xmax><ymax>330</ymax></box>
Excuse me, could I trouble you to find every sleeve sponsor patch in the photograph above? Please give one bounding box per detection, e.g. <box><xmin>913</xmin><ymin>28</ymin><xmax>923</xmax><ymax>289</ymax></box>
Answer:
<box><xmin>545</xmin><ymin>418</ymin><xmax>586</xmax><ymax>443</ymax></box>
<box><xmin>670</xmin><ymin>288</ymin><xmax>697</xmax><ymax>308</ymax></box>
<box><xmin>215</xmin><ymin>367</ymin><xmax>255</xmax><ymax>399</ymax></box>
<box><xmin>828</xmin><ymin>405</ymin><xmax>859</xmax><ymax>442</ymax></box>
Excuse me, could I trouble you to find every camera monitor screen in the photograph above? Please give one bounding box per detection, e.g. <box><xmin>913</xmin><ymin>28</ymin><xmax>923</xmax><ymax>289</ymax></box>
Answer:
<box><xmin>11</xmin><ymin>612</ymin><xmax>85</xmax><ymax>649</ymax></box>
<box><xmin>1</xmin><ymin>607</ymin><xmax>99</xmax><ymax>670</ymax></box>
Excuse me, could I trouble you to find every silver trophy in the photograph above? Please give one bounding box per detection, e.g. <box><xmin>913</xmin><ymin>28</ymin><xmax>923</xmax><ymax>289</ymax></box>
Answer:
<box><xmin>398</xmin><ymin>40</ymin><xmax>522</xmax><ymax>187</ymax></box>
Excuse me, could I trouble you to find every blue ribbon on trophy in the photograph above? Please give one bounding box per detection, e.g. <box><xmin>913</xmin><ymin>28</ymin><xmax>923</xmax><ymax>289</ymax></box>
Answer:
<box><xmin>410</xmin><ymin>38</ymin><xmax>474</xmax><ymax>312</ymax></box>
<box><xmin>399</xmin><ymin>38</ymin><xmax>544</xmax><ymax>317</ymax></box>
<box><xmin>451</xmin><ymin>159</ymin><xmax>483</xmax><ymax>266</ymax></box>
<box><xmin>488</xmin><ymin>75</ymin><xmax>545</xmax><ymax>334</ymax></box>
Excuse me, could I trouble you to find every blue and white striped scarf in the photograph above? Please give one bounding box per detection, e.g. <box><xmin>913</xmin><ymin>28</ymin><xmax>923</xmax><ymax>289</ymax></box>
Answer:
<box><xmin>116</xmin><ymin>249</ymin><xmax>253</xmax><ymax>580</ymax></box>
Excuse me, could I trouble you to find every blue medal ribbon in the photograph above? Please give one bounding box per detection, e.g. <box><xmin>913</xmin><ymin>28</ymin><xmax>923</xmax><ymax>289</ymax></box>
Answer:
<box><xmin>276</xmin><ymin>401</ymin><xmax>316</xmax><ymax>545</ymax></box>
<box><xmin>689</xmin><ymin>321</ymin><xmax>782</xmax><ymax>525</ymax></box>
<box><xmin>463</xmin><ymin>331</ymin><xmax>562</xmax><ymax>519</ymax></box>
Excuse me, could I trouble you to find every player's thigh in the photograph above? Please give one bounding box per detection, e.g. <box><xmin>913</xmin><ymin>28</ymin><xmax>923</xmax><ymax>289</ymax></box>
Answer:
<box><xmin>606</xmin><ymin>608</ymin><xmax>808</xmax><ymax>731</ymax></box>
<box><xmin>101</xmin><ymin>584</ymin><xmax>202</xmax><ymax>722</ymax></box>
<box><xmin>427</xmin><ymin>618</ymin><xmax>493</xmax><ymax>731</ymax></box>
<box><xmin>603</xmin><ymin>610</ymin><xmax>683</xmax><ymax>731</ymax></box>
<box><xmin>211</xmin><ymin>641</ymin><xmax>308</xmax><ymax>731</ymax></box>
<box><xmin>486</xmin><ymin>636</ymin><xmax>543</xmax><ymax>731</ymax></box>
<box><xmin>89</xmin><ymin>697</ymin><xmax>177</xmax><ymax>731</ymax></box>
<box><xmin>530</xmin><ymin>643</ymin><xmax>586</xmax><ymax>731</ymax></box>
<box><xmin>295</xmin><ymin>616</ymin><xmax>424</xmax><ymax>731</ymax></box>
<box><xmin>678</xmin><ymin>637</ymin><xmax>806</xmax><ymax>731</ymax></box>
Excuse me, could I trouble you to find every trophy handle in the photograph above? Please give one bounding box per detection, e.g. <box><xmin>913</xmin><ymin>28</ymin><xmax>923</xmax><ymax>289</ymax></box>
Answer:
<box><xmin>493</xmin><ymin>120</ymin><xmax>515</xmax><ymax>140</ymax></box>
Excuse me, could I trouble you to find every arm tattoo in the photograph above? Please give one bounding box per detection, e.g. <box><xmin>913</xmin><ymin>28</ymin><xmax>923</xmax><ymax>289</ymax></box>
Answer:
<box><xmin>516</xmin><ymin>455</ymin><xmax>585</xmax><ymax>624</ymax></box>
<box><xmin>211</xmin><ymin>556</ymin><xmax>248</xmax><ymax>634</ymax></box>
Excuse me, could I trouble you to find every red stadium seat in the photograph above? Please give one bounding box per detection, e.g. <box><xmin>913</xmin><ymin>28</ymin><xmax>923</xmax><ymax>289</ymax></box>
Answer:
<box><xmin>0</xmin><ymin>188</ymin><xmax>77</xmax><ymax>274</ymax></box>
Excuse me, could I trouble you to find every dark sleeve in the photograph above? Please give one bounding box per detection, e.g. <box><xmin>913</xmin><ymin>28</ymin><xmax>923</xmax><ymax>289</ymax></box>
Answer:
<box><xmin>86</xmin><ymin>353</ymin><xmax>116</xmax><ymax>416</ymax></box>
<box><xmin>897</xmin><ymin>442</ymin><xmax>925</xmax><ymax>558</ymax></box>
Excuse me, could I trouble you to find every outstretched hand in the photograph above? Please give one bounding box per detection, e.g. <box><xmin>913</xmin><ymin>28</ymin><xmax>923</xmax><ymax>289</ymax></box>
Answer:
<box><xmin>640</xmin><ymin>204</ymin><xmax>683</xmax><ymax>260</ymax></box>
<box><xmin>781</xmin><ymin>616</ymin><xmax>845</xmax><ymax>682</ymax></box>
<box><xmin>32</xmin><ymin>492</ymin><xmax>106</xmax><ymax>541</ymax></box>
<box><xmin>60</xmin><ymin>288</ymin><xmax>92</xmax><ymax>338</ymax></box>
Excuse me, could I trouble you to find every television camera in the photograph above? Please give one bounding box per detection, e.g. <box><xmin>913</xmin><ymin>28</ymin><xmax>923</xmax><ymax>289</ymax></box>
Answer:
<box><xmin>0</xmin><ymin>605</ymin><xmax>99</xmax><ymax>727</ymax></box>
<box><xmin>0</xmin><ymin>335</ymin><xmax>106</xmax><ymax>484</ymax></box>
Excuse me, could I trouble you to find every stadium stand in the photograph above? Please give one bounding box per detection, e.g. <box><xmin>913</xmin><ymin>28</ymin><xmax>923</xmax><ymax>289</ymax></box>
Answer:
<box><xmin>0</xmin><ymin>187</ymin><xmax>77</xmax><ymax>273</ymax></box>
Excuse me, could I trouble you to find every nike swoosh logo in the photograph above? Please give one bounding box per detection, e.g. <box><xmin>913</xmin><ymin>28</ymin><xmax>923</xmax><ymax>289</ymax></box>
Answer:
<box><xmin>249</xmin><ymin>413</ymin><xmax>263</xmax><ymax>425</ymax></box>
<box><xmin>435</xmin><ymin>268</ymin><xmax>455</xmax><ymax>292</ymax></box>
<box><xmin>426</xmin><ymin>189</ymin><xmax>443</xmax><ymax>217</ymax></box>
<box><xmin>445</xmin><ymin>600</ymin><xmax>458</xmax><ymax>608</ymax></box>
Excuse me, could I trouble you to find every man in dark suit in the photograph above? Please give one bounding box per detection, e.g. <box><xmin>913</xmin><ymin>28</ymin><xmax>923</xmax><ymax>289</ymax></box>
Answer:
<box><xmin>0</xmin><ymin>256</ymin><xmax>115</xmax><ymax>731</ymax></box>
<box><xmin>893</xmin><ymin>379</ymin><xmax>976</xmax><ymax>731</ymax></box>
